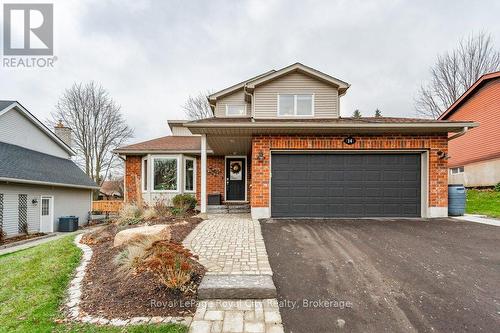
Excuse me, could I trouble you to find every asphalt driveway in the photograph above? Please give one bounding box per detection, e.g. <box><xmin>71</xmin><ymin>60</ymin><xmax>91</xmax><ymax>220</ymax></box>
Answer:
<box><xmin>260</xmin><ymin>218</ymin><xmax>500</xmax><ymax>333</ymax></box>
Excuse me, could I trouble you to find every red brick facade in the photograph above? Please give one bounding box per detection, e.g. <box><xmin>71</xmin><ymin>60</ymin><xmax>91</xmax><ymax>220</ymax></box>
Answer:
<box><xmin>251</xmin><ymin>134</ymin><xmax>449</xmax><ymax>209</ymax></box>
<box><xmin>124</xmin><ymin>155</ymin><xmax>142</xmax><ymax>203</ymax></box>
<box><xmin>195</xmin><ymin>156</ymin><xmax>225</xmax><ymax>203</ymax></box>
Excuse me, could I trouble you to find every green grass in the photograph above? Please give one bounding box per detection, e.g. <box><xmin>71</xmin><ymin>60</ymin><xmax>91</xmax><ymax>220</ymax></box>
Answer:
<box><xmin>466</xmin><ymin>189</ymin><xmax>500</xmax><ymax>218</ymax></box>
<box><xmin>0</xmin><ymin>236</ymin><xmax>187</xmax><ymax>333</ymax></box>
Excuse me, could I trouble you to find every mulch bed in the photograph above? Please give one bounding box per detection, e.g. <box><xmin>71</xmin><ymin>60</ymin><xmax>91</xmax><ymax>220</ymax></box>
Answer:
<box><xmin>0</xmin><ymin>232</ymin><xmax>47</xmax><ymax>246</ymax></box>
<box><xmin>79</xmin><ymin>215</ymin><xmax>205</xmax><ymax>318</ymax></box>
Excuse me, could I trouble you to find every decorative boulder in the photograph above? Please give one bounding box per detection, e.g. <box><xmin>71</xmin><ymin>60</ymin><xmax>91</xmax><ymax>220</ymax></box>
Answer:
<box><xmin>113</xmin><ymin>225</ymin><xmax>170</xmax><ymax>247</ymax></box>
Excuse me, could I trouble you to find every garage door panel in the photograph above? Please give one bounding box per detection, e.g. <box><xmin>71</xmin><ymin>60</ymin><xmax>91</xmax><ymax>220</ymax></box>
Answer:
<box><xmin>271</xmin><ymin>153</ymin><xmax>421</xmax><ymax>217</ymax></box>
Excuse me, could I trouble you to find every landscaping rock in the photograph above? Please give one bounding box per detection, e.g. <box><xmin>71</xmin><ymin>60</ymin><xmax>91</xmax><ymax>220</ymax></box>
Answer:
<box><xmin>113</xmin><ymin>225</ymin><xmax>170</xmax><ymax>247</ymax></box>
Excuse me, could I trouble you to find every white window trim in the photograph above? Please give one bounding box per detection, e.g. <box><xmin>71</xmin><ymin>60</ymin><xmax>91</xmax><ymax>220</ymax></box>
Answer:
<box><xmin>141</xmin><ymin>156</ymin><xmax>149</xmax><ymax>193</ymax></box>
<box><xmin>450</xmin><ymin>166</ymin><xmax>464</xmax><ymax>175</ymax></box>
<box><xmin>225</xmin><ymin>104</ymin><xmax>247</xmax><ymax>117</ymax></box>
<box><xmin>151</xmin><ymin>155</ymin><xmax>181</xmax><ymax>193</ymax></box>
<box><xmin>277</xmin><ymin>94</ymin><xmax>315</xmax><ymax>117</ymax></box>
<box><xmin>184</xmin><ymin>156</ymin><xmax>196</xmax><ymax>193</ymax></box>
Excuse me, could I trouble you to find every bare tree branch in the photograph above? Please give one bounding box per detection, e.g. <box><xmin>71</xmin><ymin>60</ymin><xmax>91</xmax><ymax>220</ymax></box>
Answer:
<box><xmin>415</xmin><ymin>32</ymin><xmax>500</xmax><ymax>118</ymax></box>
<box><xmin>51</xmin><ymin>81</ymin><xmax>133</xmax><ymax>184</ymax></box>
<box><xmin>182</xmin><ymin>91</ymin><xmax>213</xmax><ymax>120</ymax></box>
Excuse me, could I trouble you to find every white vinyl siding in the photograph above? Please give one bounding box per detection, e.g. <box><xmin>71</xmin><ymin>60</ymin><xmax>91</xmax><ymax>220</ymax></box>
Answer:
<box><xmin>0</xmin><ymin>183</ymin><xmax>91</xmax><ymax>237</ymax></box>
<box><xmin>171</xmin><ymin>126</ymin><xmax>194</xmax><ymax>136</ymax></box>
<box><xmin>0</xmin><ymin>108</ymin><xmax>70</xmax><ymax>159</ymax></box>
<box><xmin>253</xmin><ymin>72</ymin><xmax>339</xmax><ymax>118</ymax></box>
<box><xmin>214</xmin><ymin>90</ymin><xmax>251</xmax><ymax>118</ymax></box>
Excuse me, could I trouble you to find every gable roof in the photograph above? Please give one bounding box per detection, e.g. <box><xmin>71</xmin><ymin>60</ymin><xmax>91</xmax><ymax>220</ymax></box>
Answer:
<box><xmin>0</xmin><ymin>100</ymin><xmax>76</xmax><ymax>155</ymax></box>
<box><xmin>207</xmin><ymin>63</ymin><xmax>350</xmax><ymax>109</ymax></box>
<box><xmin>0</xmin><ymin>142</ymin><xmax>98</xmax><ymax>189</ymax></box>
<box><xmin>438</xmin><ymin>71</ymin><xmax>500</xmax><ymax>120</ymax></box>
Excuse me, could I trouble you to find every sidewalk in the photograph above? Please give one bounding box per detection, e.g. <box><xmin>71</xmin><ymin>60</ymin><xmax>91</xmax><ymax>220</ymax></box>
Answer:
<box><xmin>0</xmin><ymin>230</ymin><xmax>83</xmax><ymax>256</ymax></box>
<box><xmin>453</xmin><ymin>214</ymin><xmax>500</xmax><ymax>227</ymax></box>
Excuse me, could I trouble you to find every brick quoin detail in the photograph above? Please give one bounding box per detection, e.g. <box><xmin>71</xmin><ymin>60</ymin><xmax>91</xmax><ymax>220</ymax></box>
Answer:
<box><xmin>250</xmin><ymin>134</ymin><xmax>448</xmax><ymax>209</ymax></box>
<box><xmin>124</xmin><ymin>156</ymin><xmax>141</xmax><ymax>203</ymax></box>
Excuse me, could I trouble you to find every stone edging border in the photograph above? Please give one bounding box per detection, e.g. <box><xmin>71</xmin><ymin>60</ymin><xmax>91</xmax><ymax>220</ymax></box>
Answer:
<box><xmin>65</xmin><ymin>233</ymin><xmax>193</xmax><ymax>327</ymax></box>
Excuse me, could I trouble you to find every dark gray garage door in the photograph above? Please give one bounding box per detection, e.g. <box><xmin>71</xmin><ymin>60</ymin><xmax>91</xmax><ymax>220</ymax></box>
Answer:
<box><xmin>271</xmin><ymin>153</ymin><xmax>421</xmax><ymax>217</ymax></box>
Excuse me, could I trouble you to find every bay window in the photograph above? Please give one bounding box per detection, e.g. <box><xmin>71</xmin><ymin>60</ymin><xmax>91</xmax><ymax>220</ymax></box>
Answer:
<box><xmin>278</xmin><ymin>94</ymin><xmax>314</xmax><ymax>116</ymax></box>
<box><xmin>153</xmin><ymin>157</ymin><xmax>178</xmax><ymax>191</ymax></box>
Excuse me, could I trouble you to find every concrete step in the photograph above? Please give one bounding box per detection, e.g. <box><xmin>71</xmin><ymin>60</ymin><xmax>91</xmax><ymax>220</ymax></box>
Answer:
<box><xmin>198</xmin><ymin>274</ymin><xmax>276</xmax><ymax>299</ymax></box>
<box><xmin>207</xmin><ymin>204</ymin><xmax>250</xmax><ymax>214</ymax></box>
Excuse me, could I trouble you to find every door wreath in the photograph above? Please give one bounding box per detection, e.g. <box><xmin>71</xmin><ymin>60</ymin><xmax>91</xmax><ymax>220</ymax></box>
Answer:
<box><xmin>230</xmin><ymin>162</ymin><xmax>242</xmax><ymax>174</ymax></box>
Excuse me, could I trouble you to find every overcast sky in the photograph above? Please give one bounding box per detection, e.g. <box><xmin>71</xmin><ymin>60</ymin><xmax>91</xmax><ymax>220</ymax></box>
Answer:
<box><xmin>1</xmin><ymin>0</ymin><xmax>499</xmax><ymax>144</ymax></box>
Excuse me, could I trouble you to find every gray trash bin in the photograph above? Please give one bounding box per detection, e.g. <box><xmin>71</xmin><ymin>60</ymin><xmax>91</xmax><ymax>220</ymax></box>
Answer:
<box><xmin>448</xmin><ymin>184</ymin><xmax>466</xmax><ymax>216</ymax></box>
<box><xmin>58</xmin><ymin>216</ymin><xmax>79</xmax><ymax>232</ymax></box>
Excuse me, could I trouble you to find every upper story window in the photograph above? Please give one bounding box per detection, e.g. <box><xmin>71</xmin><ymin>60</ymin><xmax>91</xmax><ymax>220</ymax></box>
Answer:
<box><xmin>278</xmin><ymin>94</ymin><xmax>314</xmax><ymax>116</ymax></box>
<box><xmin>226</xmin><ymin>104</ymin><xmax>246</xmax><ymax>116</ymax></box>
<box><xmin>153</xmin><ymin>156</ymin><xmax>179</xmax><ymax>191</ymax></box>
<box><xmin>450</xmin><ymin>166</ymin><xmax>464</xmax><ymax>175</ymax></box>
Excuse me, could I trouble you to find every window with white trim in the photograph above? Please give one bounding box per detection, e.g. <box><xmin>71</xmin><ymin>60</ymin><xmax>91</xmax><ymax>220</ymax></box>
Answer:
<box><xmin>226</xmin><ymin>104</ymin><xmax>246</xmax><ymax>116</ymax></box>
<box><xmin>278</xmin><ymin>94</ymin><xmax>314</xmax><ymax>116</ymax></box>
<box><xmin>450</xmin><ymin>166</ymin><xmax>464</xmax><ymax>174</ymax></box>
<box><xmin>142</xmin><ymin>157</ymin><xmax>148</xmax><ymax>192</ymax></box>
<box><xmin>184</xmin><ymin>157</ymin><xmax>196</xmax><ymax>192</ymax></box>
<box><xmin>153</xmin><ymin>157</ymin><xmax>178</xmax><ymax>191</ymax></box>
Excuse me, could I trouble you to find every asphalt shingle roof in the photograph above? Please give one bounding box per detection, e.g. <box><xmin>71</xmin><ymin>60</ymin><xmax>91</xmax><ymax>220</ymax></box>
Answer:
<box><xmin>0</xmin><ymin>100</ymin><xmax>16</xmax><ymax>110</ymax></box>
<box><xmin>115</xmin><ymin>136</ymin><xmax>202</xmax><ymax>152</ymax></box>
<box><xmin>0</xmin><ymin>142</ymin><xmax>98</xmax><ymax>188</ymax></box>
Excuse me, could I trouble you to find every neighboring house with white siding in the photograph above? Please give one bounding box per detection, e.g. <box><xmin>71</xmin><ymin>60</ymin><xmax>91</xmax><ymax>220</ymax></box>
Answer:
<box><xmin>0</xmin><ymin>101</ymin><xmax>98</xmax><ymax>237</ymax></box>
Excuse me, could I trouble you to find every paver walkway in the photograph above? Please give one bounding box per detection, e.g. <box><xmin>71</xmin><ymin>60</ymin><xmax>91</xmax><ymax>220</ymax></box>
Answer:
<box><xmin>183</xmin><ymin>214</ymin><xmax>272</xmax><ymax>275</ymax></box>
<box><xmin>185</xmin><ymin>214</ymin><xmax>283</xmax><ymax>333</ymax></box>
<box><xmin>190</xmin><ymin>299</ymin><xmax>284</xmax><ymax>333</ymax></box>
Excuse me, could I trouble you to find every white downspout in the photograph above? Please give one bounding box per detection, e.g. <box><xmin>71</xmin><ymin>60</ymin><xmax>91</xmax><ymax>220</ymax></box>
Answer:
<box><xmin>448</xmin><ymin>126</ymin><xmax>469</xmax><ymax>141</ymax></box>
<box><xmin>200</xmin><ymin>134</ymin><xmax>207</xmax><ymax>214</ymax></box>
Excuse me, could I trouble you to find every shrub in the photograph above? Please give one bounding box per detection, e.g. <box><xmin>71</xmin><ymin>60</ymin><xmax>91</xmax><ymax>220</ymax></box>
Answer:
<box><xmin>153</xmin><ymin>198</ymin><xmax>171</xmax><ymax>217</ymax></box>
<box><xmin>118</xmin><ymin>204</ymin><xmax>144</xmax><ymax>225</ymax></box>
<box><xmin>495</xmin><ymin>182</ymin><xmax>500</xmax><ymax>192</ymax></box>
<box><xmin>142</xmin><ymin>240</ymin><xmax>199</xmax><ymax>291</ymax></box>
<box><xmin>171</xmin><ymin>194</ymin><xmax>197</xmax><ymax>215</ymax></box>
<box><xmin>115</xmin><ymin>237</ymin><xmax>152</xmax><ymax>277</ymax></box>
<box><xmin>0</xmin><ymin>228</ymin><xmax>5</xmax><ymax>243</ymax></box>
<box><xmin>142</xmin><ymin>207</ymin><xmax>158</xmax><ymax>220</ymax></box>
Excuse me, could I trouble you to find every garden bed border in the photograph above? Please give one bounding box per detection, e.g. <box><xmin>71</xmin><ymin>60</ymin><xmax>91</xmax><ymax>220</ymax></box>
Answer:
<box><xmin>65</xmin><ymin>233</ymin><xmax>193</xmax><ymax>327</ymax></box>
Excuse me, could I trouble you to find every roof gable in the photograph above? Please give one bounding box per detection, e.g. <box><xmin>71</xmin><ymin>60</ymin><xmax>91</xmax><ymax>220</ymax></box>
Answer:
<box><xmin>439</xmin><ymin>71</ymin><xmax>500</xmax><ymax>120</ymax></box>
<box><xmin>208</xmin><ymin>63</ymin><xmax>350</xmax><ymax>104</ymax></box>
<box><xmin>0</xmin><ymin>101</ymin><xmax>75</xmax><ymax>155</ymax></box>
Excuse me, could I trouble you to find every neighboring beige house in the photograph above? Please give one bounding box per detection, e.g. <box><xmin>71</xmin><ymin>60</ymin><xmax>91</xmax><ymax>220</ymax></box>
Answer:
<box><xmin>0</xmin><ymin>101</ymin><xmax>98</xmax><ymax>237</ymax></box>
<box><xmin>438</xmin><ymin>71</ymin><xmax>500</xmax><ymax>187</ymax></box>
<box><xmin>116</xmin><ymin>63</ymin><xmax>476</xmax><ymax>219</ymax></box>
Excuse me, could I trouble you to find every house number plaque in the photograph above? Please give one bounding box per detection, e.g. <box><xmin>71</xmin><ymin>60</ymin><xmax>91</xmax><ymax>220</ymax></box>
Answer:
<box><xmin>344</xmin><ymin>136</ymin><xmax>356</xmax><ymax>145</ymax></box>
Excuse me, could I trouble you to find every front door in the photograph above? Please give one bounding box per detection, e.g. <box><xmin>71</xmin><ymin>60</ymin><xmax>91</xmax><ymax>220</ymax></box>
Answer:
<box><xmin>226</xmin><ymin>158</ymin><xmax>246</xmax><ymax>201</ymax></box>
<box><xmin>40</xmin><ymin>196</ymin><xmax>54</xmax><ymax>232</ymax></box>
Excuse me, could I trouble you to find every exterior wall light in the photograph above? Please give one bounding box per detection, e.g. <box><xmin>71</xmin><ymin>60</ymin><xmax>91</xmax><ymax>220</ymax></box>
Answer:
<box><xmin>257</xmin><ymin>151</ymin><xmax>264</xmax><ymax>161</ymax></box>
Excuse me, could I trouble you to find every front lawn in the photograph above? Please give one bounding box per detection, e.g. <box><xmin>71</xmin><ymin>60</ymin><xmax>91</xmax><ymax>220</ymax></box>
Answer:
<box><xmin>0</xmin><ymin>235</ymin><xmax>187</xmax><ymax>333</ymax></box>
<box><xmin>466</xmin><ymin>189</ymin><xmax>500</xmax><ymax>218</ymax></box>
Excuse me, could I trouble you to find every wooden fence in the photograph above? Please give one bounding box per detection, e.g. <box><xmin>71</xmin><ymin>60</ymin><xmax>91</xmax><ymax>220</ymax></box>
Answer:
<box><xmin>92</xmin><ymin>200</ymin><xmax>124</xmax><ymax>213</ymax></box>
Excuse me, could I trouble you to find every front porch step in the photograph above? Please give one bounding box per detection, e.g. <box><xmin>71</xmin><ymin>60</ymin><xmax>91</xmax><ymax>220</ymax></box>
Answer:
<box><xmin>198</xmin><ymin>274</ymin><xmax>276</xmax><ymax>299</ymax></box>
<box><xmin>207</xmin><ymin>204</ymin><xmax>250</xmax><ymax>214</ymax></box>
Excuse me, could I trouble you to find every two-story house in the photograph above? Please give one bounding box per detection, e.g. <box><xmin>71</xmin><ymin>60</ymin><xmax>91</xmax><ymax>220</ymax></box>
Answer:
<box><xmin>438</xmin><ymin>71</ymin><xmax>500</xmax><ymax>187</ymax></box>
<box><xmin>116</xmin><ymin>63</ymin><xmax>476</xmax><ymax>219</ymax></box>
<box><xmin>0</xmin><ymin>101</ymin><xmax>98</xmax><ymax>237</ymax></box>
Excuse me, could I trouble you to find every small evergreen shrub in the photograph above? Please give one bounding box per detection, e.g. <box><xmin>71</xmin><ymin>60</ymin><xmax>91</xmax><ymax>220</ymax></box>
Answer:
<box><xmin>495</xmin><ymin>182</ymin><xmax>500</xmax><ymax>192</ymax></box>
